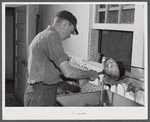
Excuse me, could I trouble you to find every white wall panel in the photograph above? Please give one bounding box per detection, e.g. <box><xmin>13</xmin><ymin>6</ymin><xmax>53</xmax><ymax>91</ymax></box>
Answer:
<box><xmin>41</xmin><ymin>5</ymin><xmax>90</xmax><ymax>59</ymax></box>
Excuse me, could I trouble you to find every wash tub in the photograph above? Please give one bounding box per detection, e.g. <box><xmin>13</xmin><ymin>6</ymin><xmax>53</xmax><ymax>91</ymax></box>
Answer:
<box><xmin>57</xmin><ymin>90</ymin><xmax>143</xmax><ymax>107</ymax></box>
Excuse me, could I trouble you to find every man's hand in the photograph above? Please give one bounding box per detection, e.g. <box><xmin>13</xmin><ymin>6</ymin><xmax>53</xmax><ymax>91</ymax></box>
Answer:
<box><xmin>89</xmin><ymin>70</ymin><xmax>99</xmax><ymax>81</ymax></box>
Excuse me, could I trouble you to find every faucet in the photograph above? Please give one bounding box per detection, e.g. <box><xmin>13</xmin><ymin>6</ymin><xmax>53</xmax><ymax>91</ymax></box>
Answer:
<box><xmin>126</xmin><ymin>83</ymin><xmax>144</xmax><ymax>93</ymax></box>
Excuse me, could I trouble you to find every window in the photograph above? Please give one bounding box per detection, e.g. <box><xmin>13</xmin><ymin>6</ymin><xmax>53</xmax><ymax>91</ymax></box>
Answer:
<box><xmin>99</xmin><ymin>30</ymin><xmax>133</xmax><ymax>68</ymax></box>
<box><xmin>95</xmin><ymin>4</ymin><xmax>135</xmax><ymax>24</ymax></box>
<box><xmin>94</xmin><ymin>4</ymin><xmax>135</xmax><ymax>69</ymax></box>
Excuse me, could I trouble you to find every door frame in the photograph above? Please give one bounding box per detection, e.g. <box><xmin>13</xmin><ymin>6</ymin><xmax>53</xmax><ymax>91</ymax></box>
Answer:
<box><xmin>13</xmin><ymin>8</ymin><xmax>16</xmax><ymax>86</ymax></box>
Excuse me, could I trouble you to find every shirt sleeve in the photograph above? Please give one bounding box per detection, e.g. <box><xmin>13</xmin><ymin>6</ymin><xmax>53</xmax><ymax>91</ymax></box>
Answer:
<box><xmin>40</xmin><ymin>33</ymin><xmax>70</xmax><ymax>68</ymax></box>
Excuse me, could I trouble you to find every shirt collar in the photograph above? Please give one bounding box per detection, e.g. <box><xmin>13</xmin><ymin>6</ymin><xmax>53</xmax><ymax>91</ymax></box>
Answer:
<box><xmin>46</xmin><ymin>25</ymin><xmax>62</xmax><ymax>40</ymax></box>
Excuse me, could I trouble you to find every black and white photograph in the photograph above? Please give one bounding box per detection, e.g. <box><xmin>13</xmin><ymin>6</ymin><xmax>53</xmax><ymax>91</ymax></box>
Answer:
<box><xmin>2</xmin><ymin>2</ymin><xmax>148</xmax><ymax>120</ymax></box>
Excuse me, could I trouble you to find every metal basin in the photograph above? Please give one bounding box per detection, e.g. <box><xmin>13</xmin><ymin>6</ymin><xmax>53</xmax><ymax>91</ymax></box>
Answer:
<box><xmin>57</xmin><ymin>90</ymin><xmax>143</xmax><ymax>106</ymax></box>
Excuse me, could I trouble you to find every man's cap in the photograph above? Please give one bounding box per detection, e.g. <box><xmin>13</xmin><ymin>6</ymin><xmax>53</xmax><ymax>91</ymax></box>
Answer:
<box><xmin>56</xmin><ymin>10</ymin><xmax>78</xmax><ymax>35</ymax></box>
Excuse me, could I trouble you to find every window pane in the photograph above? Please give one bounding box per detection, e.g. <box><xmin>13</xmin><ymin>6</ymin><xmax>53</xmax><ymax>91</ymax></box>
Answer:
<box><xmin>99</xmin><ymin>5</ymin><xmax>106</xmax><ymax>8</ymax></box>
<box><xmin>99</xmin><ymin>30</ymin><xmax>133</xmax><ymax>68</ymax></box>
<box><xmin>108</xmin><ymin>10</ymin><xmax>118</xmax><ymax>23</ymax></box>
<box><xmin>123</xmin><ymin>4</ymin><xmax>135</xmax><ymax>7</ymax></box>
<box><xmin>98</xmin><ymin>12</ymin><xmax>105</xmax><ymax>23</ymax></box>
<box><xmin>121</xmin><ymin>9</ymin><xmax>135</xmax><ymax>24</ymax></box>
<box><xmin>110</xmin><ymin>4</ymin><xmax>119</xmax><ymax>7</ymax></box>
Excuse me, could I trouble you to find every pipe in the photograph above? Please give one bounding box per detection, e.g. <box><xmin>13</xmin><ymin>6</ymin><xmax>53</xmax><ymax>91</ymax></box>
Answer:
<box><xmin>99</xmin><ymin>76</ymin><xmax>104</xmax><ymax>106</ymax></box>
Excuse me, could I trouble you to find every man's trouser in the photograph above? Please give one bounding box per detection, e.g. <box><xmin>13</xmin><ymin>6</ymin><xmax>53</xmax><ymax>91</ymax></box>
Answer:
<box><xmin>24</xmin><ymin>82</ymin><xmax>57</xmax><ymax>106</ymax></box>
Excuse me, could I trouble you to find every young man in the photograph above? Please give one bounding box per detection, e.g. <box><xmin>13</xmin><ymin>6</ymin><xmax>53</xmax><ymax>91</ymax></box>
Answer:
<box><xmin>24</xmin><ymin>10</ymin><xmax>100</xmax><ymax>106</ymax></box>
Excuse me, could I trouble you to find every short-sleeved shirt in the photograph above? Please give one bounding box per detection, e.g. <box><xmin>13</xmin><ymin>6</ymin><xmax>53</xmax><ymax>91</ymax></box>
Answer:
<box><xmin>27</xmin><ymin>26</ymin><xmax>70</xmax><ymax>85</ymax></box>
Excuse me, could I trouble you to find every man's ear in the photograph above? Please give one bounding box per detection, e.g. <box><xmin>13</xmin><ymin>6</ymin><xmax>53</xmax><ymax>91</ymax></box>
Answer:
<box><xmin>64</xmin><ymin>20</ymin><xmax>71</xmax><ymax>26</ymax></box>
<box><xmin>62</xmin><ymin>21</ymin><xmax>70</xmax><ymax>32</ymax></box>
<box><xmin>61</xmin><ymin>20</ymin><xmax>68</xmax><ymax>28</ymax></box>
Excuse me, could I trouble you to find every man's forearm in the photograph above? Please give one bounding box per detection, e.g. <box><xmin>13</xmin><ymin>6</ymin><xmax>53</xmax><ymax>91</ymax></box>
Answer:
<box><xmin>59</xmin><ymin>60</ymin><xmax>98</xmax><ymax>80</ymax></box>
<box><xmin>65</xmin><ymin>65</ymin><xmax>92</xmax><ymax>80</ymax></box>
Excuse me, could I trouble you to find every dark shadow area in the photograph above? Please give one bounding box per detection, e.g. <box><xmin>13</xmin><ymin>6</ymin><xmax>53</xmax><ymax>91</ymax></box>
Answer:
<box><xmin>5</xmin><ymin>79</ymin><xmax>23</xmax><ymax>107</ymax></box>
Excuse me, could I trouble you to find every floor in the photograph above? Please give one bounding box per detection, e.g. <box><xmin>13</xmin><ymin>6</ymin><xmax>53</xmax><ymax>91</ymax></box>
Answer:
<box><xmin>5</xmin><ymin>80</ymin><xmax>23</xmax><ymax>107</ymax></box>
<box><xmin>5</xmin><ymin>80</ymin><xmax>81</xmax><ymax>107</ymax></box>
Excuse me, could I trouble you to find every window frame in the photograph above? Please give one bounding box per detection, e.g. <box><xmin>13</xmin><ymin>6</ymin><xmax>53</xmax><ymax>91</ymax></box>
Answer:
<box><xmin>92</xmin><ymin>4</ymin><xmax>135</xmax><ymax>31</ymax></box>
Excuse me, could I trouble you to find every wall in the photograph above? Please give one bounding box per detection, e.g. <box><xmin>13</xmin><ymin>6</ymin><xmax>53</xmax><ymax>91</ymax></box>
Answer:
<box><xmin>40</xmin><ymin>4</ymin><xmax>90</xmax><ymax>59</ymax></box>
<box><xmin>27</xmin><ymin>5</ymin><xmax>39</xmax><ymax>48</ymax></box>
